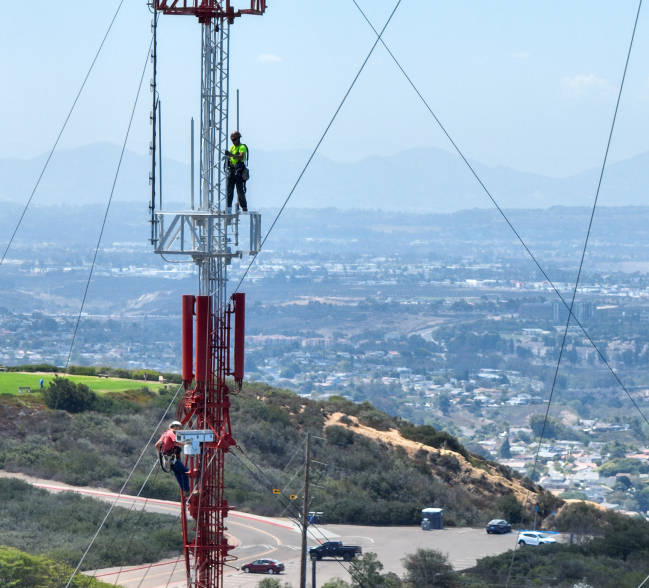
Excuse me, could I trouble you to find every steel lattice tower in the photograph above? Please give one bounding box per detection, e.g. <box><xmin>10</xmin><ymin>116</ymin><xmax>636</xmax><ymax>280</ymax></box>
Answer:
<box><xmin>149</xmin><ymin>2</ymin><xmax>266</xmax><ymax>586</ymax></box>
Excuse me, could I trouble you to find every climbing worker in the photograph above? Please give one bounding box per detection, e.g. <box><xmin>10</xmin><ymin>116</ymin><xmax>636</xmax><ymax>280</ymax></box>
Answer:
<box><xmin>224</xmin><ymin>130</ymin><xmax>249</xmax><ymax>213</ymax></box>
<box><xmin>155</xmin><ymin>420</ymin><xmax>190</xmax><ymax>493</ymax></box>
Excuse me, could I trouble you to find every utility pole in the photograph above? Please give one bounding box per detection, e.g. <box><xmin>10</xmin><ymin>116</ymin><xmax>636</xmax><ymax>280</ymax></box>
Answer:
<box><xmin>300</xmin><ymin>432</ymin><xmax>312</xmax><ymax>588</ymax></box>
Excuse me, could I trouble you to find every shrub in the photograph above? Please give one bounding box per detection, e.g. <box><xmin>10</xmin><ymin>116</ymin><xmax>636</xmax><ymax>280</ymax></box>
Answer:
<box><xmin>7</xmin><ymin>363</ymin><xmax>60</xmax><ymax>373</ymax></box>
<box><xmin>437</xmin><ymin>453</ymin><xmax>461</xmax><ymax>472</ymax></box>
<box><xmin>325</xmin><ymin>425</ymin><xmax>355</xmax><ymax>446</ymax></box>
<box><xmin>66</xmin><ymin>365</ymin><xmax>98</xmax><ymax>376</ymax></box>
<box><xmin>357</xmin><ymin>405</ymin><xmax>394</xmax><ymax>431</ymax></box>
<box><xmin>402</xmin><ymin>549</ymin><xmax>458</xmax><ymax>587</ymax></box>
<box><xmin>42</xmin><ymin>377</ymin><xmax>97</xmax><ymax>413</ymax></box>
<box><xmin>399</xmin><ymin>424</ymin><xmax>469</xmax><ymax>458</ymax></box>
<box><xmin>496</xmin><ymin>494</ymin><xmax>524</xmax><ymax>524</ymax></box>
<box><xmin>0</xmin><ymin>479</ymin><xmax>183</xmax><ymax>570</ymax></box>
<box><xmin>0</xmin><ymin>545</ymin><xmax>114</xmax><ymax>588</ymax></box>
<box><xmin>256</xmin><ymin>579</ymin><xmax>292</xmax><ymax>588</ymax></box>
<box><xmin>599</xmin><ymin>458</ymin><xmax>649</xmax><ymax>477</ymax></box>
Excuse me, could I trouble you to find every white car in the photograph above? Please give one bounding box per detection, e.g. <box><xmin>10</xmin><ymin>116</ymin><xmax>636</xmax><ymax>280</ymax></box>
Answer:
<box><xmin>517</xmin><ymin>531</ymin><xmax>557</xmax><ymax>546</ymax></box>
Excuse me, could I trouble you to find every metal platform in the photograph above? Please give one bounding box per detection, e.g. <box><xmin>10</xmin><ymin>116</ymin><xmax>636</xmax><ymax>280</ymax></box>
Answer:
<box><xmin>154</xmin><ymin>209</ymin><xmax>261</xmax><ymax>260</ymax></box>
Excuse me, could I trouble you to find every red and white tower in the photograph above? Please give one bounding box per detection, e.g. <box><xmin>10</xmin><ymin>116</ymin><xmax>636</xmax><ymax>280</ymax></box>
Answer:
<box><xmin>148</xmin><ymin>2</ymin><xmax>266</xmax><ymax>586</ymax></box>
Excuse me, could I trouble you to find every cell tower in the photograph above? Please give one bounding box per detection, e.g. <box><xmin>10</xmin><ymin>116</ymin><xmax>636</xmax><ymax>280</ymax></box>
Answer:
<box><xmin>148</xmin><ymin>2</ymin><xmax>266</xmax><ymax>586</ymax></box>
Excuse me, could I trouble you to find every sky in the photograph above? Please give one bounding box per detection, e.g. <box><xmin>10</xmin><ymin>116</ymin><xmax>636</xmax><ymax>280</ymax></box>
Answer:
<box><xmin>1</xmin><ymin>1</ymin><xmax>649</xmax><ymax>177</ymax></box>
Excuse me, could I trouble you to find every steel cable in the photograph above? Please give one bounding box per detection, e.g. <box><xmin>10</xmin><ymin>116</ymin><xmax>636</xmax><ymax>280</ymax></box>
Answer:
<box><xmin>110</xmin><ymin>458</ymin><xmax>161</xmax><ymax>588</ymax></box>
<box><xmin>506</xmin><ymin>1</ymin><xmax>644</xmax><ymax>586</ymax></box>
<box><xmin>65</xmin><ymin>32</ymin><xmax>155</xmax><ymax>368</ymax></box>
<box><xmin>0</xmin><ymin>0</ymin><xmax>125</xmax><ymax>268</ymax></box>
<box><xmin>65</xmin><ymin>381</ymin><xmax>184</xmax><ymax>587</ymax></box>
<box><xmin>229</xmin><ymin>0</ymin><xmax>405</xmax><ymax>298</ymax></box>
<box><xmin>231</xmin><ymin>442</ymin><xmax>373</xmax><ymax>588</ymax></box>
<box><xmin>347</xmin><ymin>1</ymin><xmax>648</xmax><ymax>584</ymax></box>
<box><xmin>349</xmin><ymin>0</ymin><xmax>649</xmax><ymax>432</ymax></box>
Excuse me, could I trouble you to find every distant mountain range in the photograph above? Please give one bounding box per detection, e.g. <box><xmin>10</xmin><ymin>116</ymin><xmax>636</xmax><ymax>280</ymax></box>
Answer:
<box><xmin>0</xmin><ymin>142</ymin><xmax>647</xmax><ymax>212</ymax></box>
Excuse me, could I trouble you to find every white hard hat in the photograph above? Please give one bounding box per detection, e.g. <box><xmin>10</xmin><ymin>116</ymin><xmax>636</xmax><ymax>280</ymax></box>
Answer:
<box><xmin>169</xmin><ymin>420</ymin><xmax>182</xmax><ymax>429</ymax></box>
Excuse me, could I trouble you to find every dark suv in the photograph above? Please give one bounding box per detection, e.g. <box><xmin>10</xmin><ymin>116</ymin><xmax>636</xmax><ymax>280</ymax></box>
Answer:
<box><xmin>241</xmin><ymin>559</ymin><xmax>285</xmax><ymax>574</ymax></box>
<box><xmin>486</xmin><ymin>519</ymin><xmax>512</xmax><ymax>534</ymax></box>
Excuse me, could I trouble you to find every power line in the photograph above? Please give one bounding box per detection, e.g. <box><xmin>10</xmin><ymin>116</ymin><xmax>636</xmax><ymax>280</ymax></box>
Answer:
<box><xmin>0</xmin><ymin>0</ymin><xmax>125</xmax><ymax>268</ymax></box>
<box><xmin>229</xmin><ymin>0</ymin><xmax>405</xmax><ymax>298</ymax></box>
<box><xmin>230</xmin><ymin>443</ymin><xmax>373</xmax><ymax>585</ymax></box>
<box><xmin>65</xmin><ymin>32</ymin><xmax>155</xmax><ymax>368</ymax></box>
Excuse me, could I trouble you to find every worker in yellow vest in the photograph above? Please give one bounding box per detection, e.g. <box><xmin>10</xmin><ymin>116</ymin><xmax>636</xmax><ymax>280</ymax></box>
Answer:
<box><xmin>224</xmin><ymin>131</ymin><xmax>248</xmax><ymax>213</ymax></box>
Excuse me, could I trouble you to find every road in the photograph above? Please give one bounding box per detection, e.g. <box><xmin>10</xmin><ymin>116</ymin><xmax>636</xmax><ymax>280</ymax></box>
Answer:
<box><xmin>3</xmin><ymin>472</ymin><xmax>527</xmax><ymax>587</ymax></box>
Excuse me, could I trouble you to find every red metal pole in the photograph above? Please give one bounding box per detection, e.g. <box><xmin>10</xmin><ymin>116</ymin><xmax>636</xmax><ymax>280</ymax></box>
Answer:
<box><xmin>177</xmin><ymin>295</ymin><xmax>242</xmax><ymax>586</ymax></box>
<box><xmin>195</xmin><ymin>296</ymin><xmax>211</xmax><ymax>384</ymax></box>
<box><xmin>232</xmin><ymin>293</ymin><xmax>245</xmax><ymax>384</ymax></box>
<box><xmin>182</xmin><ymin>295</ymin><xmax>195</xmax><ymax>387</ymax></box>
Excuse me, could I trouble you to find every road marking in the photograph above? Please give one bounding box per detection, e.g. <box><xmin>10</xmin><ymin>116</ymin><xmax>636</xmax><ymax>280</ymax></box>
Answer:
<box><xmin>343</xmin><ymin>535</ymin><xmax>375</xmax><ymax>544</ymax></box>
<box><xmin>92</xmin><ymin>558</ymin><xmax>184</xmax><ymax>578</ymax></box>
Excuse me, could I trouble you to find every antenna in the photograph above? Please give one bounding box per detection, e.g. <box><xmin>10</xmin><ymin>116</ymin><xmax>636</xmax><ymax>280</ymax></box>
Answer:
<box><xmin>190</xmin><ymin>117</ymin><xmax>195</xmax><ymax>210</ymax></box>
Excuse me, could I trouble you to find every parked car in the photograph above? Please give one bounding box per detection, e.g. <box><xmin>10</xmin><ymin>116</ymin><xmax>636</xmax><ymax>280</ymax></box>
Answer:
<box><xmin>517</xmin><ymin>531</ymin><xmax>557</xmax><ymax>546</ymax></box>
<box><xmin>486</xmin><ymin>519</ymin><xmax>512</xmax><ymax>534</ymax></box>
<box><xmin>241</xmin><ymin>559</ymin><xmax>285</xmax><ymax>574</ymax></box>
<box><xmin>309</xmin><ymin>541</ymin><xmax>362</xmax><ymax>561</ymax></box>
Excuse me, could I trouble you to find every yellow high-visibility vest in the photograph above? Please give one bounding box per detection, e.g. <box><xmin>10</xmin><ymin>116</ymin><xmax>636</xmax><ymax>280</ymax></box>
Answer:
<box><xmin>229</xmin><ymin>144</ymin><xmax>247</xmax><ymax>167</ymax></box>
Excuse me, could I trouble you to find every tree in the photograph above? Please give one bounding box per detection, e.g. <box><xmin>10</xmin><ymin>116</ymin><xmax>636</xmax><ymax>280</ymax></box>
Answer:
<box><xmin>436</xmin><ymin>391</ymin><xmax>451</xmax><ymax>415</ymax></box>
<box><xmin>555</xmin><ymin>502</ymin><xmax>603</xmax><ymax>542</ymax></box>
<box><xmin>347</xmin><ymin>552</ymin><xmax>402</xmax><ymax>587</ymax></box>
<box><xmin>383</xmin><ymin>572</ymin><xmax>404</xmax><ymax>587</ymax></box>
<box><xmin>42</xmin><ymin>376</ymin><xmax>97</xmax><ymax>413</ymax></box>
<box><xmin>499</xmin><ymin>436</ymin><xmax>512</xmax><ymax>459</ymax></box>
<box><xmin>603</xmin><ymin>440</ymin><xmax>630</xmax><ymax>460</ymax></box>
<box><xmin>636</xmin><ymin>486</ymin><xmax>649</xmax><ymax>513</ymax></box>
<box><xmin>349</xmin><ymin>552</ymin><xmax>386</xmax><ymax>587</ymax></box>
<box><xmin>535</xmin><ymin>489</ymin><xmax>563</xmax><ymax>518</ymax></box>
<box><xmin>496</xmin><ymin>494</ymin><xmax>524</xmax><ymax>524</ymax></box>
<box><xmin>402</xmin><ymin>549</ymin><xmax>457</xmax><ymax>587</ymax></box>
<box><xmin>525</xmin><ymin>462</ymin><xmax>545</xmax><ymax>482</ymax></box>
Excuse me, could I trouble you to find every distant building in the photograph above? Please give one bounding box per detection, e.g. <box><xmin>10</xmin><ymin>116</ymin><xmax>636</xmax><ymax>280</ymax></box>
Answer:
<box><xmin>553</xmin><ymin>301</ymin><xmax>593</xmax><ymax>322</ymax></box>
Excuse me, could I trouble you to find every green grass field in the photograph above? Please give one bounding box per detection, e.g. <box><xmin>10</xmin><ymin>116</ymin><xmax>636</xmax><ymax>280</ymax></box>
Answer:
<box><xmin>0</xmin><ymin>372</ymin><xmax>166</xmax><ymax>396</ymax></box>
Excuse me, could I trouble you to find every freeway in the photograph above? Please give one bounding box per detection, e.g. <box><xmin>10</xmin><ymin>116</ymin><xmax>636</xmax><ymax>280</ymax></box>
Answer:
<box><xmin>3</xmin><ymin>472</ymin><xmax>526</xmax><ymax>587</ymax></box>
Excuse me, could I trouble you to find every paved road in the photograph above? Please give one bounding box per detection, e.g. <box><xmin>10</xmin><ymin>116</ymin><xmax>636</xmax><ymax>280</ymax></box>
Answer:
<box><xmin>3</xmin><ymin>472</ymin><xmax>528</xmax><ymax>587</ymax></box>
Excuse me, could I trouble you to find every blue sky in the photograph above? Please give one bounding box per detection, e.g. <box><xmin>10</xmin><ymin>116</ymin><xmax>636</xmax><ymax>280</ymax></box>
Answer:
<box><xmin>1</xmin><ymin>1</ymin><xmax>648</xmax><ymax>176</ymax></box>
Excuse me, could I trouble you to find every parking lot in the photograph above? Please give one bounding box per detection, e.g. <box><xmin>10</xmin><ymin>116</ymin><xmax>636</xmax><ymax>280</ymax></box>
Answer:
<box><xmin>225</xmin><ymin>524</ymin><xmax>536</xmax><ymax>587</ymax></box>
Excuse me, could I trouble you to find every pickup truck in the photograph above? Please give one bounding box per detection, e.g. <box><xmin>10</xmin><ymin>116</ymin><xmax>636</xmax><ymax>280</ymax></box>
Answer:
<box><xmin>309</xmin><ymin>541</ymin><xmax>362</xmax><ymax>561</ymax></box>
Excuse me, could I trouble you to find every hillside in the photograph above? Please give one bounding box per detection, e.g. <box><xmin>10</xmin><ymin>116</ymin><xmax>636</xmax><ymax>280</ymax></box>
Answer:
<box><xmin>0</xmin><ymin>369</ymin><xmax>550</xmax><ymax>527</ymax></box>
<box><xmin>325</xmin><ymin>412</ymin><xmax>532</xmax><ymax>505</ymax></box>
<box><xmin>5</xmin><ymin>370</ymin><xmax>649</xmax><ymax>586</ymax></box>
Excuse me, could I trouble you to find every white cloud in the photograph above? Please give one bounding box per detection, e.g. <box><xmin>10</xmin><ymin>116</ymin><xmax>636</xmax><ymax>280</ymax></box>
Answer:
<box><xmin>512</xmin><ymin>51</ymin><xmax>530</xmax><ymax>60</ymax></box>
<box><xmin>561</xmin><ymin>73</ymin><xmax>611</xmax><ymax>96</ymax></box>
<box><xmin>257</xmin><ymin>53</ymin><xmax>281</xmax><ymax>64</ymax></box>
